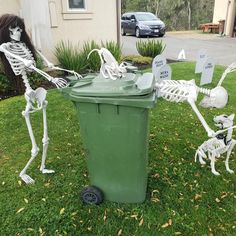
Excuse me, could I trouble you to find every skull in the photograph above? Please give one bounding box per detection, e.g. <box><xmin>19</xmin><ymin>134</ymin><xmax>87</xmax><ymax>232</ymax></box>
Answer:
<box><xmin>9</xmin><ymin>26</ymin><xmax>22</xmax><ymax>41</ymax></box>
<box><xmin>199</xmin><ymin>86</ymin><xmax>228</xmax><ymax>109</ymax></box>
<box><xmin>213</xmin><ymin>114</ymin><xmax>234</xmax><ymax>129</ymax></box>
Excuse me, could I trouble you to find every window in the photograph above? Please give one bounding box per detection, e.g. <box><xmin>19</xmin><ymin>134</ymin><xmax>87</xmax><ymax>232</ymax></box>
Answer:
<box><xmin>68</xmin><ymin>0</ymin><xmax>85</xmax><ymax>10</ymax></box>
<box><xmin>61</xmin><ymin>0</ymin><xmax>93</xmax><ymax>20</ymax></box>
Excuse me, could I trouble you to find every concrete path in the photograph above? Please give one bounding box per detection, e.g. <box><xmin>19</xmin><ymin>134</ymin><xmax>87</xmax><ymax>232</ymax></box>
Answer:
<box><xmin>121</xmin><ymin>31</ymin><xmax>236</xmax><ymax>66</ymax></box>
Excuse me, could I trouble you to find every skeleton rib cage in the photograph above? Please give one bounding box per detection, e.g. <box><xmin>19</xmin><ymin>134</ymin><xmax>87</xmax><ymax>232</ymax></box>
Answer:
<box><xmin>156</xmin><ymin>80</ymin><xmax>198</xmax><ymax>103</ymax></box>
<box><xmin>4</xmin><ymin>42</ymin><xmax>35</xmax><ymax>75</ymax></box>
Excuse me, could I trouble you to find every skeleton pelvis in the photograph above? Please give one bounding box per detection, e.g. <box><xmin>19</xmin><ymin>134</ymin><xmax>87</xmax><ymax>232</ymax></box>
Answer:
<box><xmin>25</xmin><ymin>87</ymin><xmax>47</xmax><ymax>108</ymax></box>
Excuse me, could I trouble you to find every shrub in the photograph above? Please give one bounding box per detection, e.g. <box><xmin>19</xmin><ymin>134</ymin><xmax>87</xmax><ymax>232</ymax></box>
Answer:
<box><xmin>101</xmin><ymin>41</ymin><xmax>122</xmax><ymax>63</ymax></box>
<box><xmin>136</xmin><ymin>39</ymin><xmax>166</xmax><ymax>58</ymax></box>
<box><xmin>122</xmin><ymin>55</ymin><xmax>152</xmax><ymax>65</ymax></box>
<box><xmin>0</xmin><ymin>73</ymin><xmax>11</xmax><ymax>93</ymax></box>
<box><xmin>55</xmin><ymin>40</ymin><xmax>123</xmax><ymax>74</ymax></box>
<box><xmin>54</xmin><ymin>41</ymin><xmax>87</xmax><ymax>74</ymax></box>
<box><xmin>81</xmin><ymin>40</ymin><xmax>101</xmax><ymax>72</ymax></box>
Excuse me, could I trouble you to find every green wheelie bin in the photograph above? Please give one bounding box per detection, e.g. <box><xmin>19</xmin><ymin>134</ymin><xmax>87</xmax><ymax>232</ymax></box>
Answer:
<box><xmin>63</xmin><ymin>72</ymin><xmax>156</xmax><ymax>204</ymax></box>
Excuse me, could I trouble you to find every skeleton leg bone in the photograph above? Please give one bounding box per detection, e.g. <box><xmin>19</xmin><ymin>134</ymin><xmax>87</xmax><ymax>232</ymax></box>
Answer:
<box><xmin>225</xmin><ymin>140</ymin><xmax>236</xmax><ymax>173</ymax></box>
<box><xmin>209</xmin><ymin>152</ymin><xmax>220</xmax><ymax>175</ymax></box>
<box><xmin>20</xmin><ymin>103</ymin><xmax>39</xmax><ymax>184</ymax></box>
<box><xmin>40</xmin><ymin>101</ymin><xmax>55</xmax><ymax>174</ymax></box>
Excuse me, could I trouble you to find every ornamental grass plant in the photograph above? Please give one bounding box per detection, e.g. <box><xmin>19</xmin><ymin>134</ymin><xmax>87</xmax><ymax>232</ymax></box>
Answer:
<box><xmin>136</xmin><ymin>39</ymin><xmax>166</xmax><ymax>58</ymax></box>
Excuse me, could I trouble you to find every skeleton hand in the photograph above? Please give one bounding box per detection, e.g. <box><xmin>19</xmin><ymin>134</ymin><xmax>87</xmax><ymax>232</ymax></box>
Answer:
<box><xmin>208</xmin><ymin>129</ymin><xmax>216</xmax><ymax>138</ymax></box>
<box><xmin>47</xmin><ymin>62</ymin><xmax>54</xmax><ymax>69</ymax></box>
<box><xmin>51</xmin><ymin>77</ymin><xmax>68</xmax><ymax>88</ymax></box>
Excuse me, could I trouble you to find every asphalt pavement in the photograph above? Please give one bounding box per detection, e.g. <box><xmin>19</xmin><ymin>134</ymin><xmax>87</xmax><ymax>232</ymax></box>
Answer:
<box><xmin>121</xmin><ymin>31</ymin><xmax>236</xmax><ymax>66</ymax></box>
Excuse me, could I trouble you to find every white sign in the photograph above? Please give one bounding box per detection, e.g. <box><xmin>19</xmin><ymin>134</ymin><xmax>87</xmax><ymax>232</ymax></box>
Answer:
<box><xmin>155</xmin><ymin>64</ymin><xmax>172</xmax><ymax>82</ymax></box>
<box><xmin>177</xmin><ymin>49</ymin><xmax>186</xmax><ymax>61</ymax></box>
<box><xmin>195</xmin><ymin>49</ymin><xmax>208</xmax><ymax>74</ymax></box>
<box><xmin>200</xmin><ymin>58</ymin><xmax>215</xmax><ymax>85</ymax></box>
<box><xmin>152</xmin><ymin>55</ymin><xmax>167</xmax><ymax>77</ymax></box>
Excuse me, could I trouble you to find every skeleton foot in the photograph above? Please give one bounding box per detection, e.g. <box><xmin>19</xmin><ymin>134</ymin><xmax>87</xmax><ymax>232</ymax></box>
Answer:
<box><xmin>199</xmin><ymin>158</ymin><xmax>206</xmax><ymax>165</ymax></box>
<box><xmin>226</xmin><ymin>168</ymin><xmax>234</xmax><ymax>174</ymax></box>
<box><xmin>41</xmin><ymin>169</ymin><xmax>55</xmax><ymax>174</ymax></box>
<box><xmin>20</xmin><ymin>173</ymin><xmax>35</xmax><ymax>184</ymax></box>
<box><xmin>211</xmin><ymin>170</ymin><xmax>220</xmax><ymax>176</ymax></box>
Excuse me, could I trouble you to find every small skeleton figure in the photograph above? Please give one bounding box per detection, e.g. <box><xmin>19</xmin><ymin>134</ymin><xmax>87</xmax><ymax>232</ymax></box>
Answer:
<box><xmin>0</xmin><ymin>14</ymin><xmax>80</xmax><ymax>184</ymax></box>
<box><xmin>88</xmin><ymin>47</ymin><xmax>129</xmax><ymax>80</ymax></box>
<box><xmin>199</xmin><ymin>62</ymin><xmax>236</xmax><ymax>109</ymax></box>
<box><xmin>195</xmin><ymin>114</ymin><xmax>236</xmax><ymax>175</ymax></box>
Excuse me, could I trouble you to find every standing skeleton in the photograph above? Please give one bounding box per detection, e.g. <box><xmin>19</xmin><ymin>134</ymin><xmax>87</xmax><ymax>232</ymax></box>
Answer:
<box><xmin>0</xmin><ymin>14</ymin><xmax>80</xmax><ymax>184</ymax></box>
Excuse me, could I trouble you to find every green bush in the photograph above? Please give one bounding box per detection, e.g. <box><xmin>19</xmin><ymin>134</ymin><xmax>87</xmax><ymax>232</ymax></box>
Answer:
<box><xmin>82</xmin><ymin>40</ymin><xmax>101</xmax><ymax>72</ymax></box>
<box><xmin>136</xmin><ymin>39</ymin><xmax>166</xmax><ymax>58</ymax></box>
<box><xmin>122</xmin><ymin>55</ymin><xmax>152</xmax><ymax>65</ymax></box>
<box><xmin>54</xmin><ymin>41</ymin><xmax>87</xmax><ymax>74</ymax></box>
<box><xmin>55</xmin><ymin>40</ymin><xmax>123</xmax><ymax>74</ymax></box>
<box><xmin>102</xmin><ymin>41</ymin><xmax>122</xmax><ymax>63</ymax></box>
<box><xmin>0</xmin><ymin>73</ymin><xmax>11</xmax><ymax>93</ymax></box>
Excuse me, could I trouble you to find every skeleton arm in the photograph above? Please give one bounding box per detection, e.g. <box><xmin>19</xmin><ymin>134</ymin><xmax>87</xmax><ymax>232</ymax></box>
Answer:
<box><xmin>217</xmin><ymin>62</ymin><xmax>236</xmax><ymax>86</ymax></box>
<box><xmin>156</xmin><ymin>80</ymin><xmax>215</xmax><ymax>137</ymax></box>
<box><xmin>36</xmin><ymin>50</ymin><xmax>82</xmax><ymax>79</ymax></box>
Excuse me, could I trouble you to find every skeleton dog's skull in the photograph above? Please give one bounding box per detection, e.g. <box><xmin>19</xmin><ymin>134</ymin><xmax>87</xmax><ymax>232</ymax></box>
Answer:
<box><xmin>213</xmin><ymin>114</ymin><xmax>235</xmax><ymax>129</ymax></box>
<box><xmin>199</xmin><ymin>86</ymin><xmax>228</xmax><ymax>109</ymax></box>
<box><xmin>9</xmin><ymin>26</ymin><xmax>22</xmax><ymax>41</ymax></box>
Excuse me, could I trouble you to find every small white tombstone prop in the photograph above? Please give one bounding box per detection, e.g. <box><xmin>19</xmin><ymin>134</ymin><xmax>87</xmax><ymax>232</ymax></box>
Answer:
<box><xmin>152</xmin><ymin>55</ymin><xmax>167</xmax><ymax>77</ymax></box>
<box><xmin>195</xmin><ymin>49</ymin><xmax>208</xmax><ymax>73</ymax></box>
<box><xmin>200</xmin><ymin>58</ymin><xmax>215</xmax><ymax>85</ymax></box>
<box><xmin>155</xmin><ymin>64</ymin><xmax>172</xmax><ymax>82</ymax></box>
<box><xmin>177</xmin><ymin>49</ymin><xmax>186</xmax><ymax>61</ymax></box>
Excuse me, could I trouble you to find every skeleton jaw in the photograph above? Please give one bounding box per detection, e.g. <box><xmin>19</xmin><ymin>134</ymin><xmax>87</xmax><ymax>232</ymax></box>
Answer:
<box><xmin>9</xmin><ymin>26</ymin><xmax>22</xmax><ymax>41</ymax></box>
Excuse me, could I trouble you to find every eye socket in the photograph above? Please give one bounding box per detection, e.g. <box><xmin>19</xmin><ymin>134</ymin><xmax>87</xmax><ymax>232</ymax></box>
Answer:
<box><xmin>223</xmin><ymin>115</ymin><xmax>228</xmax><ymax>118</ymax></box>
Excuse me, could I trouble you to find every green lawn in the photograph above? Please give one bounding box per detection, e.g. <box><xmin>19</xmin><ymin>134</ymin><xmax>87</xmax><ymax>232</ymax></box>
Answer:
<box><xmin>0</xmin><ymin>62</ymin><xmax>236</xmax><ymax>235</ymax></box>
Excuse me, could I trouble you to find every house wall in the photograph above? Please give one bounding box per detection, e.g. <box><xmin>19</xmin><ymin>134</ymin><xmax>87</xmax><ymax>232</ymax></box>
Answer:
<box><xmin>0</xmin><ymin>0</ymin><xmax>119</xmax><ymax>62</ymax></box>
<box><xmin>213</xmin><ymin>0</ymin><xmax>236</xmax><ymax>36</ymax></box>
<box><xmin>0</xmin><ymin>0</ymin><xmax>20</xmax><ymax>15</ymax></box>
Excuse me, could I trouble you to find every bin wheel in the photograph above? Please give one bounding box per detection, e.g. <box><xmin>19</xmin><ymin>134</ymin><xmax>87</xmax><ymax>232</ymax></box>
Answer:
<box><xmin>80</xmin><ymin>186</ymin><xmax>104</xmax><ymax>205</ymax></box>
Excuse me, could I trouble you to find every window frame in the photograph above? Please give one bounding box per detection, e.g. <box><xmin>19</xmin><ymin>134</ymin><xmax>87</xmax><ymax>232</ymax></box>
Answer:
<box><xmin>61</xmin><ymin>0</ymin><xmax>93</xmax><ymax>20</ymax></box>
<box><xmin>67</xmin><ymin>0</ymin><xmax>86</xmax><ymax>12</ymax></box>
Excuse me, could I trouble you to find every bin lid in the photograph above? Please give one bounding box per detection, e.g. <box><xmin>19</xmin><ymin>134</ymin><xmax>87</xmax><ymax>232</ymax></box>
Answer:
<box><xmin>69</xmin><ymin>72</ymin><xmax>155</xmax><ymax>97</ymax></box>
<box><xmin>62</xmin><ymin>72</ymin><xmax>157</xmax><ymax>108</ymax></box>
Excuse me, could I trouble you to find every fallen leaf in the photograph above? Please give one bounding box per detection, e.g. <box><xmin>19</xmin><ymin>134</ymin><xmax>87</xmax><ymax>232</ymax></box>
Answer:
<box><xmin>215</xmin><ymin>198</ymin><xmax>220</xmax><ymax>203</ymax></box>
<box><xmin>24</xmin><ymin>198</ymin><xmax>29</xmax><ymax>204</ymax></box>
<box><xmin>139</xmin><ymin>218</ymin><xmax>144</xmax><ymax>226</ymax></box>
<box><xmin>16</xmin><ymin>208</ymin><xmax>24</xmax><ymax>213</ymax></box>
<box><xmin>117</xmin><ymin>229</ymin><xmax>122</xmax><ymax>236</ymax></box>
<box><xmin>161</xmin><ymin>222</ymin><xmax>169</xmax><ymax>228</ymax></box>
<box><xmin>60</xmin><ymin>208</ymin><xmax>65</xmax><ymax>215</ymax></box>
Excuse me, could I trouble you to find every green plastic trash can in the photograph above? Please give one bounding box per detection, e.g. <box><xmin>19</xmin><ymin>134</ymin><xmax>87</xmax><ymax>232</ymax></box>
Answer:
<box><xmin>63</xmin><ymin>72</ymin><xmax>156</xmax><ymax>204</ymax></box>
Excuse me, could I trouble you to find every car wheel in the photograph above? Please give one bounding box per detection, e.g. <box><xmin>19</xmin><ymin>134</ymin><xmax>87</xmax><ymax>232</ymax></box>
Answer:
<box><xmin>121</xmin><ymin>27</ymin><xmax>126</xmax><ymax>36</ymax></box>
<box><xmin>159</xmin><ymin>33</ymin><xmax>165</xmax><ymax>37</ymax></box>
<box><xmin>135</xmin><ymin>27</ymin><xmax>140</xmax><ymax>38</ymax></box>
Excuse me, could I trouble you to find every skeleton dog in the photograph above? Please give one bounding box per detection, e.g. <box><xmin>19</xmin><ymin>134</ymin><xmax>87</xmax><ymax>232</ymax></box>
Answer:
<box><xmin>195</xmin><ymin>114</ymin><xmax>236</xmax><ymax>175</ymax></box>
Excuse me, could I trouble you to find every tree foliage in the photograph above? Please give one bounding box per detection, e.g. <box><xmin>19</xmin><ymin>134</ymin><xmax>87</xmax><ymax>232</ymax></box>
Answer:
<box><xmin>121</xmin><ymin>0</ymin><xmax>215</xmax><ymax>31</ymax></box>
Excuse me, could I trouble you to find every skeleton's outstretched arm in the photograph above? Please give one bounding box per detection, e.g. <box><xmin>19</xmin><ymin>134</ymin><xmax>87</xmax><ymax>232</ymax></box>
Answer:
<box><xmin>156</xmin><ymin>80</ymin><xmax>215</xmax><ymax>137</ymax></box>
<box><xmin>36</xmin><ymin>50</ymin><xmax>82</xmax><ymax>79</ymax></box>
<box><xmin>217</xmin><ymin>62</ymin><xmax>236</xmax><ymax>86</ymax></box>
<box><xmin>187</xmin><ymin>99</ymin><xmax>215</xmax><ymax>137</ymax></box>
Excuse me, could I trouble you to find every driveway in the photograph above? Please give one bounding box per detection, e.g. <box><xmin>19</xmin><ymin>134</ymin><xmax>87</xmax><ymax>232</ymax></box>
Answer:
<box><xmin>121</xmin><ymin>31</ymin><xmax>236</xmax><ymax>66</ymax></box>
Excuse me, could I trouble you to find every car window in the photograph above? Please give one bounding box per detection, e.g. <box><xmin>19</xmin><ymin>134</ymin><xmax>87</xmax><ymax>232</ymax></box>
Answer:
<box><xmin>135</xmin><ymin>13</ymin><xmax>158</xmax><ymax>21</ymax></box>
<box><xmin>131</xmin><ymin>15</ymin><xmax>136</xmax><ymax>21</ymax></box>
